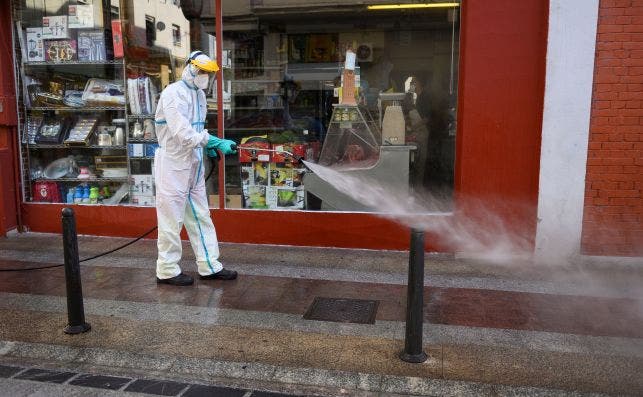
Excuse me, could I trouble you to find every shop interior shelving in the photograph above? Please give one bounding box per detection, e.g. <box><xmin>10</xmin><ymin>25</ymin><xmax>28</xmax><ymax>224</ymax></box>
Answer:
<box><xmin>11</xmin><ymin>0</ymin><xmax>148</xmax><ymax>206</ymax></box>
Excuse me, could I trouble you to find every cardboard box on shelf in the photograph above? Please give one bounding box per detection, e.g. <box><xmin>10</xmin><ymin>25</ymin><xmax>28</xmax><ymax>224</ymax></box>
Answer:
<box><xmin>240</xmin><ymin>161</ymin><xmax>269</xmax><ymax>186</ymax></box>
<box><xmin>208</xmin><ymin>194</ymin><xmax>242</xmax><ymax>208</ymax></box>
<box><xmin>144</xmin><ymin>143</ymin><xmax>159</xmax><ymax>157</ymax></box>
<box><xmin>111</xmin><ymin>20</ymin><xmax>124</xmax><ymax>58</ymax></box>
<box><xmin>25</xmin><ymin>28</ymin><xmax>44</xmax><ymax>62</ymax></box>
<box><xmin>243</xmin><ymin>185</ymin><xmax>268</xmax><ymax>209</ymax></box>
<box><xmin>42</xmin><ymin>16</ymin><xmax>69</xmax><ymax>39</ymax></box>
<box><xmin>266</xmin><ymin>186</ymin><xmax>304</xmax><ymax>209</ymax></box>
<box><xmin>130</xmin><ymin>174</ymin><xmax>154</xmax><ymax>195</ymax></box>
<box><xmin>68</xmin><ymin>4</ymin><xmax>94</xmax><ymax>29</ymax></box>
<box><xmin>130</xmin><ymin>194</ymin><xmax>155</xmax><ymax>206</ymax></box>
<box><xmin>128</xmin><ymin>143</ymin><xmax>145</xmax><ymax>157</ymax></box>
<box><xmin>269</xmin><ymin>164</ymin><xmax>294</xmax><ymax>187</ymax></box>
<box><xmin>77</xmin><ymin>30</ymin><xmax>106</xmax><ymax>61</ymax></box>
<box><xmin>44</xmin><ymin>40</ymin><xmax>77</xmax><ymax>62</ymax></box>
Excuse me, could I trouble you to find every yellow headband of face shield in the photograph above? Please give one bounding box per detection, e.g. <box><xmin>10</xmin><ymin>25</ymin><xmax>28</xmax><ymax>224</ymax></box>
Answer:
<box><xmin>188</xmin><ymin>52</ymin><xmax>219</xmax><ymax>73</ymax></box>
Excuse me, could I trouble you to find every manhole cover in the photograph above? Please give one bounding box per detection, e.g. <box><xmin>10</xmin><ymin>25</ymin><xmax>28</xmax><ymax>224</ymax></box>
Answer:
<box><xmin>303</xmin><ymin>297</ymin><xmax>379</xmax><ymax>324</ymax></box>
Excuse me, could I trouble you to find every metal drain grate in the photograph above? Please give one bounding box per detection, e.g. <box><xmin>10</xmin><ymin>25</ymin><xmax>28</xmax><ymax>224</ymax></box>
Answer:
<box><xmin>303</xmin><ymin>297</ymin><xmax>379</xmax><ymax>324</ymax></box>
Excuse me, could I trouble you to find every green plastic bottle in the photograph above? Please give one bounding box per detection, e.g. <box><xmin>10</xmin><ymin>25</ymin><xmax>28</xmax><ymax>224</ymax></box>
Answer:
<box><xmin>89</xmin><ymin>186</ymin><xmax>99</xmax><ymax>204</ymax></box>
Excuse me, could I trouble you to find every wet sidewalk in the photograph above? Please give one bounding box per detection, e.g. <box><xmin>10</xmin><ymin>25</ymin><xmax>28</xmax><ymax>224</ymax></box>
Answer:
<box><xmin>0</xmin><ymin>232</ymin><xmax>642</xmax><ymax>396</ymax></box>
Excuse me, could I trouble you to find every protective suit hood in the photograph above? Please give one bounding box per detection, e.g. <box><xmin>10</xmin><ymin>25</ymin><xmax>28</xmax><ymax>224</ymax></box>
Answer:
<box><xmin>181</xmin><ymin>65</ymin><xmax>199</xmax><ymax>89</ymax></box>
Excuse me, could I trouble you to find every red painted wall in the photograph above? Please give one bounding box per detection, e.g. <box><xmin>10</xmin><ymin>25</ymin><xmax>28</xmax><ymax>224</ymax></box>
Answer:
<box><xmin>0</xmin><ymin>0</ymin><xmax>19</xmax><ymax>237</ymax></box>
<box><xmin>454</xmin><ymin>0</ymin><xmax>548</xmax><ymax>249</ymax></box>
<box><xmin>582</xmin><ymin>0</ymin><xmax>643</xmax><ymax>256</ymax></box>
<box><xmin>17</xmin><ymin>0</ymin><xmax>549</xmax><ymax>252</ymax></box>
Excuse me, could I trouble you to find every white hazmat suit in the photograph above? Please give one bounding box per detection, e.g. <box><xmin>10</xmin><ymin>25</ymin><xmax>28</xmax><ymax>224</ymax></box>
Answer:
<box><xmin>154</xmin><ymin>58</ymin><xmax>225</xmax><ymax>282</ymax></box>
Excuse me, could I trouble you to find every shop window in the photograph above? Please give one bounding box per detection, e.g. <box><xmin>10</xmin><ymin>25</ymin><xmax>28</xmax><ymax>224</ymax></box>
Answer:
<box><xmin>218</xmin><ymin>0</ymin><xmax>461</xmax><ymax>212</ymax></box>
<box><xmin>11</xmin><ymin>0</ymin><xmax>196</xmax><ymax>207</ymax></box>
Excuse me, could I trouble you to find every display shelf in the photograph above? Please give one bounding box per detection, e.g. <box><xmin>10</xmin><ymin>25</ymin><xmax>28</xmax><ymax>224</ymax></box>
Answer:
<box><xmin>129</xmin><ymin>156</ymin><xmax>155</xmax><ymax>160</ymax></box>
<box><xmin>24</xmin><ymin>60</ymin><xmax>124</xmax><ymax>66</ymax></box>
<box><xmin>234</xmin><ymin>106</ymin><xmax>284</xmax><ymax>110</ymax></box>
<box><xmin>128</xmin><ymin>138</ymin><xmax>158</xmax><ymax>143</ymax></box>
<box><xmin>30</xmin><ymin>106</ymin><xmax>126</xmax><ymax>111</ymax></box>
<box><xmin>231</xmin><ymin>93</ymin><xmax>281</xmax><ymax>97</ymax></box>
<box><xmin>231</xmin><ymin>80</ymin><xmax>282</xmax><ymax>84</ymax></box>
<box><xmin>33</xmin><ymin>177</ymin><xmax>129</xmax><ymax>182</ymax></box>
<box><xmin>27</xmin><ymin>144</ymin><xmax>127</xmax><ymax>149</ymax></box>
<box><xmin>127</xmin><ymin>114</ymin><xmax>155</xmax><ymax>119</ymax></box>
<box><xmin>236</xmin><ymin>66</ymin><xmax>284</xmax><ymax>70</ymax></box>
<box><xmin>224</xmin><ymin>127</ymin><xmax>283</xmax><ymax>131</ymax></box>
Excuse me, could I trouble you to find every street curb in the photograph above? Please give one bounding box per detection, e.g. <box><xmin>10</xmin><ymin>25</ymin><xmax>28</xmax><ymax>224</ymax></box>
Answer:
<box><xmin>0</xmin><ymin>341</ymin><xmax>609</xmax><ymax>397</ymax></box>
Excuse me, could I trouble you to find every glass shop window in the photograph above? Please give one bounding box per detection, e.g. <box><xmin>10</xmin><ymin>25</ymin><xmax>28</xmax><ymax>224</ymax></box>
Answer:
<box><xmin>219</xmin><ymin>0</ymin><xmax>461</xmax><ymax>212</ymax></box>
<box><xmin>12</xmin><ymin>0</ymin><xmax>203</xmax><ymax>207</ymax></box>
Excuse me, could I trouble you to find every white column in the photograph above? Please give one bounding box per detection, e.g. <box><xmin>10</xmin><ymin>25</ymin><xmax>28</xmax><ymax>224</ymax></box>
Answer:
<box><xmin>535</xmin><ymin>0</ymin><xmax>600</xmax><ymax>261</ymax></box>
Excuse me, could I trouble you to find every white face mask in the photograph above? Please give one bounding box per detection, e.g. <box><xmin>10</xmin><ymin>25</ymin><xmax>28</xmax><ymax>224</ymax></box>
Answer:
<box><xmin>194</xmin><ymin>74</ymin><xmax>209</xmax><ymax>90</ymax></box>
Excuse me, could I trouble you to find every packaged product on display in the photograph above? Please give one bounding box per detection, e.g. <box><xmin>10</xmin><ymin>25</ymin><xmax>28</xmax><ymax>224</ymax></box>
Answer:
<box><xmin>241</xmin><ymin>161</ymin><xmax>306</xmax><ymax>210</ymax></box>
<box><xmin>77</xmin><ymin>30</ymin><xmax>107</xmax><ymax>61</ymax></box>
<box><xmin>42</xmin><ymin>16</ymin><xmax>69</xmax><ymax>39</ymax></box>
<box><xmin>35</xmin><ymin>118</ymin><xmax>71</xmax><ymax>144</ymax></box>
<box><xmin>45</xmin><ymin>40</ymin><xmax>77</xmax><ymax>62</ymax></box>
<box><xmin>82</xmin><ymin>79</ymin><xmax>125</xmax><ymax>105</ymax></box>
<box><xmin>64</xmin><ymin>117</ymin><xmax>99</xmax><ymax>146</ymax></box>
<box><xmin>68</xmin><ymin>4</ymin><xmax>94</xmax><ymax>29</ymax></box>
<box><xmin>127</xmin><ymin>77</ymin><xmax>158</xmax><ymax>115</ymax></box>
<box><xmin>130</xmin><ymin>174</ymin><xmax>155</xmax><ymax>206</ymax></box>
<box><xmin>110</xmin><ymin>20</ymin><xmax>124</xmax><ymax>58</ymax></box>
<box><xmin>25</xmin><ymin>27</ymin><xmax>44</xmax><ymax>62</ymax></box>
<box><xmin>32</xmin><ymin>181</ymin><xmax>62</xmax><ymax>203</ymax></box>
<box><xmin>23</xmin><ymin>115</ymin><xmax>43</xmax><ymax>144</ymax></box>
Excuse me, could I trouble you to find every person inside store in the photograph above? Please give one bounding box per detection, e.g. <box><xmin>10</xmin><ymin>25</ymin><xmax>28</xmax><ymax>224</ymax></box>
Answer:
<box><xmin>410</xmin><ymin>75</ymin><xmax>431</xmax><ymax>132</ymax></box>
<box><xmin>408</xmin><ymin>75</ymin><xmax>432</xmax><ymax>187</ymax></box>
<box><xmin>153</xmin><ymin>50</ymin><xmax>238</xmax><ymax>286</ymax></box>
<box><xmin>402</xmin><ymin>90</ymin><xmax>430</xmax><ymax>190</ymax></box>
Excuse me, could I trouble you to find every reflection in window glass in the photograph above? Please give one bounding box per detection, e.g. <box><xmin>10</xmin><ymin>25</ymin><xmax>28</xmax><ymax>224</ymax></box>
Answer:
<box><xmin>219</xmin><ymin>1</ymin><xmax>460</xmax><ymax>211</ymax></box>
<box><xmin>172</xmin><ymin>24</ymin><xmax>181</xmax><ymax>47</ymax></box>
<box><xmin>145</xmin><ymin>15</ymin><xmax>156</xmax><ymax>47</ymax></box>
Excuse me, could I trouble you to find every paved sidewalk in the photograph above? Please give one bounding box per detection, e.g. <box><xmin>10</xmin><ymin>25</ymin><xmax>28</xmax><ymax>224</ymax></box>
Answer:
<box><xmin>0</xmin><ymin>232</ymin><xmax>641</xmax><ymax>396</ymax></box>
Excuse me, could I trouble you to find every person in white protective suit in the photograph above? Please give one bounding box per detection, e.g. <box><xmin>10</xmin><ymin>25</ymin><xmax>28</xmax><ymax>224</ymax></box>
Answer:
<box><xmin>154</xmin><ymin>50</ymin><xmax>238</xmax><ymax>286</ymax></box>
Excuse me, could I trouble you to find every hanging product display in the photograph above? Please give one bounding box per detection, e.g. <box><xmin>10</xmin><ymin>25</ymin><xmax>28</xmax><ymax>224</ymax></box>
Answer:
<box><xmin>127</xmin><ymin>77</ymin><xmax>158</xmax><ymax>115</ymax></box>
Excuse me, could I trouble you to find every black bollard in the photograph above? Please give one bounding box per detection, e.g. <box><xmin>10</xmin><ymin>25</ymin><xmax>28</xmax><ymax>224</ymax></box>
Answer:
<box><xmin>400</xmin><ymin>228</ymin><xmax>427</xmax><ymax>363</ymax></box>
<box><xmin>61</xmin><ymin>208</ymin><xmax>91</xmax><ymax>334</ymax></box>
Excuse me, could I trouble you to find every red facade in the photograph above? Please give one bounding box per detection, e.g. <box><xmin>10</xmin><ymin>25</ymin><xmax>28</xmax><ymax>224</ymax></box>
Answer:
<box><xmin>1</xmin><ymin>1</ymin><xmax>551</xmax><ymax>252</ymax></box>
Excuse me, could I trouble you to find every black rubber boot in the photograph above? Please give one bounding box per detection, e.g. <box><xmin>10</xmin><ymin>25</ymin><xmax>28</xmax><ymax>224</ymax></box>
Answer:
<box><xmin>199</xmin><ymin>268</ymin><xmax>238</xmax><ymax>280</ymax></box>
<box><xmin>156</xmin><ymin>273</ymin><xmax>194</xmax><ymax>286</ymax></box>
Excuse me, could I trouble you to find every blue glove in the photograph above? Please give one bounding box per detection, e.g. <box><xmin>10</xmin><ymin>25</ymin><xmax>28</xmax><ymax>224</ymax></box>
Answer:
<box><xmin>206</xmin><ymin>135</ymin><xmax>237</xmax><ymax>155</ymax></box>
<box><xmin>206</xmin><ymin>147</ymin><xmax>218</xmax><ymax>159</ymax></box>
